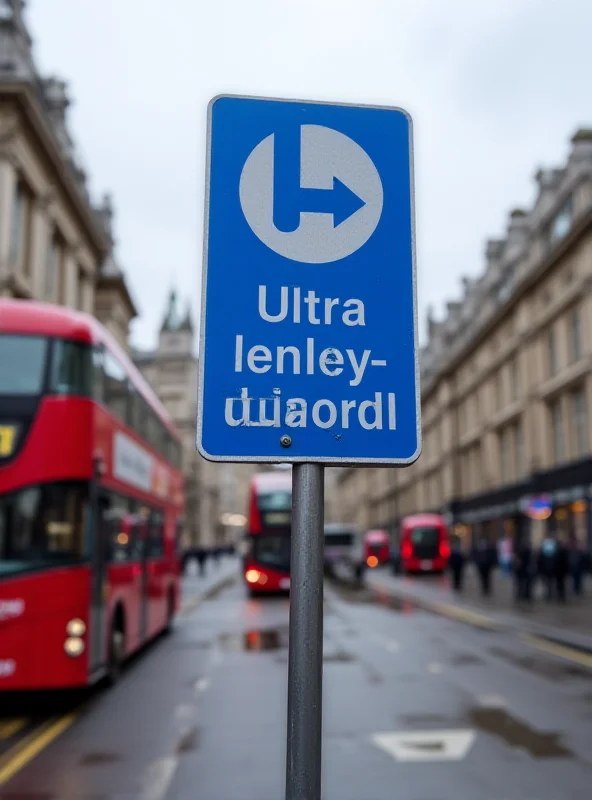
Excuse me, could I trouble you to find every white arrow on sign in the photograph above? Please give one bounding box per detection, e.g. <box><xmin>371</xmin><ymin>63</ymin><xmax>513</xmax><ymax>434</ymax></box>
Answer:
<box><xmin>372</xmin><ymin>730</ymin><xmax>476</xmax><ymax>762</ymax></box>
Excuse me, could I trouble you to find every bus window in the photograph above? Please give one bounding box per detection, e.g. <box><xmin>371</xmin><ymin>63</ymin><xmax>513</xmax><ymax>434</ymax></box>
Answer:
<box><xmin>147</xmin><ymin>510</ymin><xmax>164</xmax><ymax>558</ymax></box>
<box><xmin>0</xmin><ymin>334</ymin><xmax>47</xmax><ymax>396</ymax></box>
<box><xmin>252</xmin><ymin>533</ymin><xmax>291</xmax><ymax>573</ymax></box>
<box><xmin>51</xmin><ymin>340</ymin><xmax>92</xmax><ymax>396</ymax></box>
<box><xmin>104</xmin><ymin>351</ymin><xmax>129</xmax><ymax>423</ymax></box>
<box><xmin>0</xmin><ymin>482</ymin><xmax>88</xmax><ymax>577</ymax></box>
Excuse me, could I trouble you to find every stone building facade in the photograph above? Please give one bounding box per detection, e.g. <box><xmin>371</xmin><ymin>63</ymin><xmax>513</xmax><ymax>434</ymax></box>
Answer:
<box><xmin>133</xmin><ymin>291</ymin><xmax>257</xmax><ymax>547</ymax></box>
<box><xmin>337</xmin><ymin>128</ymin><xmax>592</xmax><ymax>554</ymax></box>
<box><xmin>0</xmin><ymin>0</ymin><xmax>135</xmax><ymax>341</ymax></box>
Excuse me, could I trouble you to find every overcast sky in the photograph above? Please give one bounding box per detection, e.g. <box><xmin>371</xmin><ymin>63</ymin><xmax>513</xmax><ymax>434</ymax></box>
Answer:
<box><xmin>28</xmin><ymin>0</ymin><xmax>592</xmax><ymax>350</ymax></box>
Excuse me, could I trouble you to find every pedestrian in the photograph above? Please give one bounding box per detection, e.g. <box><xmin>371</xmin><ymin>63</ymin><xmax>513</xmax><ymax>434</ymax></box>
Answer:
<box><xmin>497</xmin><ymin>533</ymin><xmax>513</xmax><ymax>578</ymax></box>
<box><xmin>473</xmin><ymin>537</ymin><xmax>497</xmax><ymax>596</ymax></box>
<box><xmin>555</xmin><ymin>535</ymin><xmax>569</xmax><ymax>604</ymax></box>
<box><xmin>569</xmin><ymin>537</ymin><xmax>586</xmax><ymax>597</ymax></box>
<box><xmin>448</xmin><ymin>535</ymin><xmax>466</xmax><ymax>593</ymax></box>
<box><xmin>514</xmin><ymin>540</ymin><xmax>533</xmax><ymax>603</ymax></box>
<box><xmin>537</xmin><ymin>534</ymin><xmax>557</xmax><ymax>602</ymax></box>
<box><xmin>196</xmin><ymin>547</ymin><xmax>207</xmax><ymax>576</ymax></box>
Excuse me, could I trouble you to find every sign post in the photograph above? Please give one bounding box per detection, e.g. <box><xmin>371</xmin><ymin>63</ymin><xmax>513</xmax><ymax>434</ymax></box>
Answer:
<box><xmin>286</xmin><ymin>463</ymin><xmax>324</xmax><ymax>800</ymax></box>
<box><xmin>198</xmin><ymin>94</ymin><xmax>419</xmax><ymax>800</ymax></box>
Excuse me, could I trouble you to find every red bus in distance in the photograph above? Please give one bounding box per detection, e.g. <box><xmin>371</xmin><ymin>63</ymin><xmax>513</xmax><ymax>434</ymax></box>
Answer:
<box><xmin>244</xmin><ymin>470</ymin><xmax>292</xmax><ymax>595</ymax></box>
<box><xmin>364</xmin><ymin>530</ymin><xmax>391</xmax><ymax>568</ymax></box>
<box><xmin>0</xmin><ymin>299</ymin><xmax>185</xmax><ymax>691</ymax></box>
<box><xmin>400</xmin><ymin>513</ymin><xmax>450</xmax><ymax>574</ymax></box>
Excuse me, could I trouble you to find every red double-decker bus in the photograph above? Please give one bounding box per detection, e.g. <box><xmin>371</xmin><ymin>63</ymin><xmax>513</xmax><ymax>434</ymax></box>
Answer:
<box><xmin>0</xmin><ymin>299</ymin><xmax>185</xmax><ymax>691</ymax></box>
<box><xmin>243</xmin><ymin>470</ymin><xmax>292</xmax><ymax>595</ymax></box>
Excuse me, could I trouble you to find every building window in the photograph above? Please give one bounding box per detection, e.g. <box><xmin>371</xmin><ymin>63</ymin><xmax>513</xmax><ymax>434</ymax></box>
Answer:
<box><xmin>496</xmin><ymin>370</ymin><xmax>503</xmax><ymax>410</ymax></box>
<box><xmin>547</xmin><ymin>327</ymin><xmax>558</xmax><ymax>377</ymax></box>
<box><xmin>550</xmin><ymin>400</ymin><xmax>563</xmax><ymax>463</ymax></box>
<box><xmin>10</xmin><ymin>180</ymin><xmax>31</xmax><ymax>274</ymax></box>
<box><xmin>76</xmin><ymin>267</ymin><xmax>85</xmax><ymax>311</ymax></box>
<box><xmin>510</xmin><ymin>357</ymin><xmax>519</xmax><ymax>401</ymax></box>
<box><xmin>572</xmin><ymin>389</ymin><xmax>588</xmax><ymax>458</ymax></box>
<box><xmin>500</xmin><ymin>428</ymin><xmax>512</xmax><ymax>482</ymax></box>
<box><xmin>570</xmin><ymin>309</ymin><xmax>582</xmax><ymax>362</ymax></box>
<box><xmin>45</xmin><ymin>233</ymin><xmax>63</xmax><ymax>302</ymax></box>
<box><xmin>549</xmin><ymin>196</ymin><xmax>572</xmax><ymax>244</ymax></box>
<box><xmin>515</xmin><ymin>421</ymin><xmax>524</xmax><ymax>479</ymax></box>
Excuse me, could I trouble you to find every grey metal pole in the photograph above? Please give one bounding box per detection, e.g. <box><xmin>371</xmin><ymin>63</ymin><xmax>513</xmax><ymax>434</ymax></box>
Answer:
<box><xmin>286</xmin><ymin>463</ymin><xmax>325</xmax><ymax>800</ymax></box>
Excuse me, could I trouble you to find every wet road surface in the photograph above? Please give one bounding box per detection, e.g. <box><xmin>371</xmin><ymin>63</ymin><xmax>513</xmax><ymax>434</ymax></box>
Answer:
<box><xmin>1</xmin><ymin>567</ymin><xmax>591</xmax><ymax>799</ymax></box>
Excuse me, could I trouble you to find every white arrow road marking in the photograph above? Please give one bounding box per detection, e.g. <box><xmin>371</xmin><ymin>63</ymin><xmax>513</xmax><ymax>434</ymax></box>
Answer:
<box><xmin>372</xmin><ymin>730</ymin><xmax>476</xmax><ymax>762</ymax></box>
<box><xmin>477</xmin><ymin>694</ymin><xmax>507</xmax><ymax>708</ymax></box>
<box><xmin>141</xmin><ymin>756</ymin><xmax>178</xmax><ymax>800</ymax></box>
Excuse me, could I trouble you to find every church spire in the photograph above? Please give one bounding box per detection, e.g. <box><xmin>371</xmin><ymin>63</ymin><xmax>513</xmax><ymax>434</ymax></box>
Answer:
<box><xmin>161</xmin><ymin>288</ymin><xmax>184</xmax><ymax>332</ymax></box>
<box><xmin>180</xmin><ymin>300</ymin><xmax>193</xmax><ymax>332</ymax></box>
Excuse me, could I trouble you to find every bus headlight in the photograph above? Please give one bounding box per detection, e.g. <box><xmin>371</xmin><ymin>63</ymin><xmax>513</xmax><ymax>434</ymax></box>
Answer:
<box><xmin>64</xmin><ymin>637</ymin><xmax>85</xmax><ymax>657</ymax></box>
<box><xmin>246</xmin><ymin>569</ymin><xmax>261</xmax><ymax>583</ymax></box>
<box><xmin>66</xmin><ymin>618</ymin><xmax>86</xmax><ymax>637</ymax></box>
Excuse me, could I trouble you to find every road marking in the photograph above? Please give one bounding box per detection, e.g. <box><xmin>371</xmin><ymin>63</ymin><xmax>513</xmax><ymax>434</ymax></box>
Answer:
<box><xmin>142</xmin><ymin>756</ymin><xmax>178</xmax><ymax>800</ymax></box>
<box><xmin>477</xmin><ymin>694</ymin><xmax>506</xmax><ymax>708</ymax></box>
<box><xmin>522</xmin><ymin>634</ymin><xmax>592</xmax><ymax>669</ymax></box>
<box><xmin>372</xmin><ymin>730</ymin><xmax>476</xmax><ymax>762</ymax></box>
<box><xmin>432</xmin><ymin>602</ymin><xmax>496</xmax><ymax>629</ymax></box>
<box><xmin>0</xmin><ymin>713</ymin><xmax>77</xmax><ymax>787</ymax></box>
<box><xmin>195</xmin><ymin>677</ymin><xmax>210</xmax><ymax>693</ymax></box>
<box><xmin>0</xmin><ymin>719</ymin><xmax>26</xmax><ymax>740</ymax></box>
<box><xmin>428</xmin><ymin>662</ymin><xmax>443</xmax><ymax>674</ymax></box>
<box><xmin>174</xmin><ymin>704</ymin><xmax>195</xmax><ymax>721</ymax></box>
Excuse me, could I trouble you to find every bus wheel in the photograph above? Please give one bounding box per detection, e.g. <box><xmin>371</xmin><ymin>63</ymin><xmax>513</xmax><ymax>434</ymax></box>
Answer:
<box><xmin>106</xmin><ymin>625</ymin><xmax>125</xmax><ymax>687</ymax></box>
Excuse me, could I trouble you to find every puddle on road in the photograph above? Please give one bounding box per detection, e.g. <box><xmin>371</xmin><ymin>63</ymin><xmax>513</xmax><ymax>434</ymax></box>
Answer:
<box><xmin>400</xmin><ymin>713</ymin><xmax>459</xmax><ymax>726</ymax></box>
<box><xmin>324</xmin><ymin>650</ymin><xmax>354</xmax><ymax>663</ymax></box>
<box><xmin>449</xmin><ymin>653</ymin><xmax>484</xmax><ymax>666</ymax></box>
<box><xmin>489</xmin><ymin>647</ymin><xmax>592</xmax><ymax>682</ymax></box>
<box><xmin>275</xmin><ymin>649</ymin><xmax>357</xmax><ymax>665</ymax></box>
<box><xmin>219</xmin><ymin>627</ymin><xmax>289</xmax><ymax>652</ymax></box>
<box><xmin>328</xmin><ymin>580</ymin><xmax>417</xmax><ymax>614</ymax></box>
<box><xmin>79</xmin><ymin>752</ymin><xmax>121</xmax><ymax>766</ymax></box>
<box><xmin>176</xmin><ymin>726</ymin><xmax>200</xmax><ymax>754</ymax></box>
<box><xmin>469</xmin><ymin>708</ymin><xmax>572</xmax><ymax>759</ymax></box>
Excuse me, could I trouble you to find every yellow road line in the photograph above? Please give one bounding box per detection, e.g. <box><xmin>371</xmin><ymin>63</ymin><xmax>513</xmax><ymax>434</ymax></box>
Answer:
<box><xmin>0</xmin><ymin>712</ymin><xmax>78</xmax><ymax>787</ymax></box>
<box><xmin>522</xmin><ymin>634</ymin><xmax>592</xmax><ymax>669</ymax></box>
<box><xmin>431</xmin><ymin>602</ymin><xmax>497</xmax><ymax>629</ymax></box>
<box><xmin>0</xmin><ymin>719</ymin><xmax>27</xmax><ymax>740</ymax></box>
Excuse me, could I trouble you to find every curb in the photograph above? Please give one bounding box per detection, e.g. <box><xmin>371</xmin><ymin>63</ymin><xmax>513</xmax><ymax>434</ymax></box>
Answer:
<box><xmin>179</xmin><ymin>569</ymin><xmax>238</xmax><ymax>617</ymax></box>
<box><xmin>366</xmin><ymin>574</ymin><xmax>592</xmax><ymax>656</ymax></box>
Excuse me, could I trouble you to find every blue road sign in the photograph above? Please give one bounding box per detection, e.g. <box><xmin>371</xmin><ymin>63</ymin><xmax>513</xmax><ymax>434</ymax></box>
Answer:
<box><xmin>198</xmin><ymin>95</ymin><xmax>420</xmax><ymax>464</ymax></box>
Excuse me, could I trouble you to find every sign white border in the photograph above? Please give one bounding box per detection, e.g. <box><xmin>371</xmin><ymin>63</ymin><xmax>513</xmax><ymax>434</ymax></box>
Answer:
<box><xmin>197</xmin><ymin>94</ymin><xmax>421</xmax><ymax>466</ymax></box>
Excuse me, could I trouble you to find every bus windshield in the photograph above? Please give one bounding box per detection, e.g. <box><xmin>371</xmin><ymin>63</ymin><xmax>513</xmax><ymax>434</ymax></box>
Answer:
<box><xmin>410</xmin><ymin>527</ymin><xmax>440</xmax><ymax>548</ymax></box>
<box><xmin>258</xmin><ymin>491</ymin><xmax>291</xmax><ymax>511</ymax></box>
<box><xmin>252</xmin><ymin>533</ymin><xmax>291</xmax><ymax>572</ymax></box>
<box><xmin>0</xmin><ymin>334</ymin><xmax>47</xmax><ymax>395</ymax></box>
<box><xmin>0</xmin><ymin>482</ymin><xmax>88</xmax><ymax>577</ymax></box>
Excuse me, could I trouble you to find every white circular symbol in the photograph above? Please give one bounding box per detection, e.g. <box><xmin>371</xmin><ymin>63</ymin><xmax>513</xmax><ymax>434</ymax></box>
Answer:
<box><xmin>239</xmin><ymin>124</ymin><xmax>383</xmax><ymax>264</ymax></box>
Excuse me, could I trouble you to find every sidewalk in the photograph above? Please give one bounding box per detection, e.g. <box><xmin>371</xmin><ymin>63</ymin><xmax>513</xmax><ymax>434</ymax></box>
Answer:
<box><xmin>366</xmin><ymin>565</ymin><xmax>592</xmax><ymax>653</ymax></box>
<box><xmin>180</xmin><ymin>555</ymin><xmax>239</xmax><ymax>614</ymax></box>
